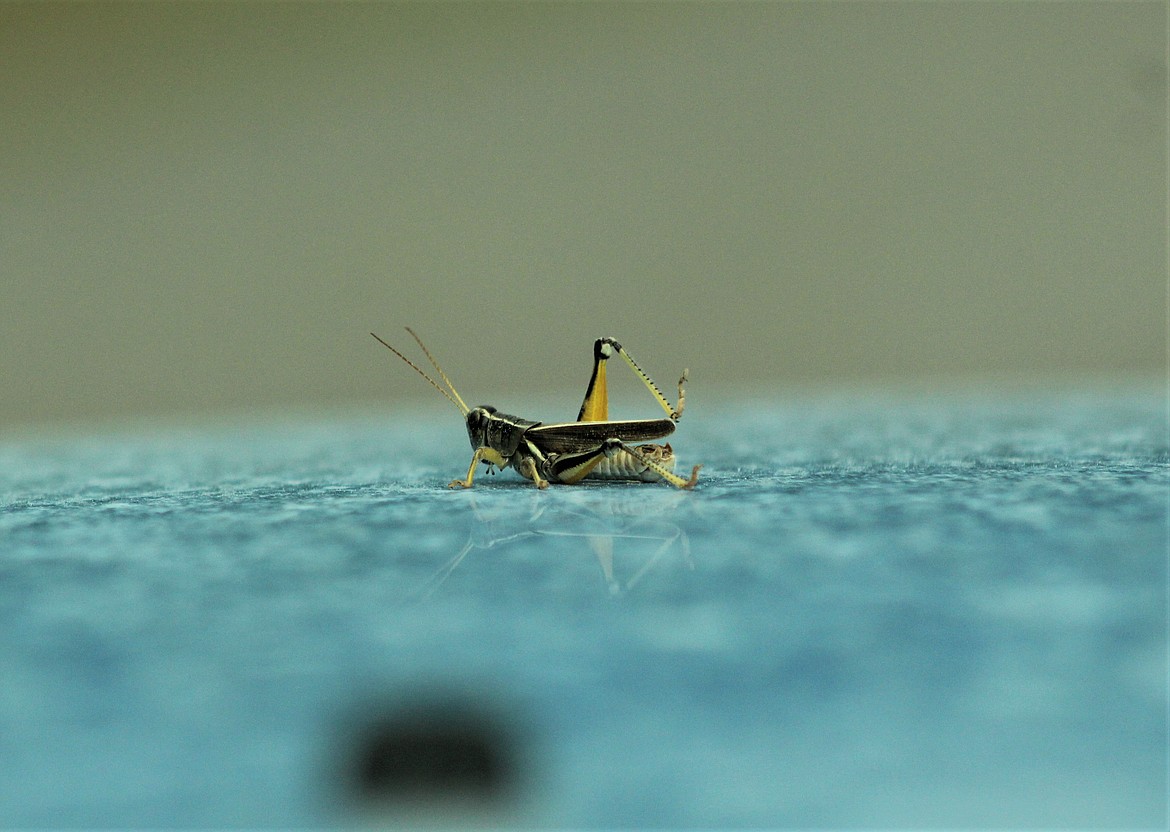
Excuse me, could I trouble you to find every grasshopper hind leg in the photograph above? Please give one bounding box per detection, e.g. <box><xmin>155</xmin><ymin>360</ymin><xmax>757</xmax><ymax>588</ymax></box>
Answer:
<box><xmin>578</xmin><ymin>337</ymin><xmax>687</xmax><ymax>424</ymax></box>
<box><xmin>615</xmin><ymin>441</ymin><xmax>700</xmax><ymax>489</ymax></box>
<box><xmin>577</xmin><ymin>338</ymin><xmax>615</xmax><ymax>422</ymax></box>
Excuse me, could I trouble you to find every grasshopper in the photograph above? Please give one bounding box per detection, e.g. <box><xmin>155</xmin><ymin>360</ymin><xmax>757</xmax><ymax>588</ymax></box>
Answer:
<box><xmin>371</xmin><ymin>328</ymin><xmax>700</xmax><ymax>489</ymax></box>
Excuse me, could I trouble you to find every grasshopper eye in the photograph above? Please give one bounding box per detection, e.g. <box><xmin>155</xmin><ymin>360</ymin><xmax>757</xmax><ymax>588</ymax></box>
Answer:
<box><xmin>466</xmin><ymin>407</ymin><xmax>495</xmax><ymax>436</ymax></box>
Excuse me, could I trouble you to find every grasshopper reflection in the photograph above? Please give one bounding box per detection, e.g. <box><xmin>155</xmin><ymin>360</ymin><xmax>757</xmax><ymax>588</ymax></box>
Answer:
<box><xmin>414</xmin><ymin>494</ymin><xmax>693</xmax><ymax>599</ymax></box>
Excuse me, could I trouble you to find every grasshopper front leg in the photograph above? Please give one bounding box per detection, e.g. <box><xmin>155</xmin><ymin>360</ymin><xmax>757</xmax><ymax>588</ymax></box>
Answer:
<box><xmin>449</xmin><ymin>448</ymin><xmax>487</xmax><ymax>488</ymax></box>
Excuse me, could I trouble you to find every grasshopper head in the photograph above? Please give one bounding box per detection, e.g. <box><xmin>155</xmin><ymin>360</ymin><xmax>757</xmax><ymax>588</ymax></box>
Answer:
<box><xmin>465</xmin><ymin>406</ymin><xmax>497</xmax><ymax>450</ymax></box>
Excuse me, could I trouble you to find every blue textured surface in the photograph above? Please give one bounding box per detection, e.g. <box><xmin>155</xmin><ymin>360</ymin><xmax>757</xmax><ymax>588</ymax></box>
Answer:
<box><xmin>1</xmin><ymin>388</ymin><xmax>1166</xmax><ymax>827</ymax></box>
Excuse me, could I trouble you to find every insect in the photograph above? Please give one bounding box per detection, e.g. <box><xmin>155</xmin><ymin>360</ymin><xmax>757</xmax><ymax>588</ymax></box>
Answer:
<box><xmin>371</xmin><ymin>328</ymin><xmax>700</xmax><ymax>489</ymax></box>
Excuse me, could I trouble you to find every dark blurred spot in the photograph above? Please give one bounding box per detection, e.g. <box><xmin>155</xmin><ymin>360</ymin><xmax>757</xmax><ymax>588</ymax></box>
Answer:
<box><xmin>340</xmin><ymin>698</ymin><xmax>521</xmax><ymax>811</ymax></box>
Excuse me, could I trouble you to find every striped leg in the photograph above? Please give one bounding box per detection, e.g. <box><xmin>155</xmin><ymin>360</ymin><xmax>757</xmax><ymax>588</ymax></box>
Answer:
<box><xmin>577</xmin><ymin>337</ymin><xmax>687</xmax><ymax>424</ymax></box>
<box><xmin>547</xmin><ymin>443</ymin><xmax>613</xmax><ymax>485</ymax></box>
<box><xmin>576</xmin><ymin>338</ymin><xmax>613</xmax><ymax>422</ymax></box>
<box><xmin>616</xmin><ymin>441</ymin><xmax>700</xmax><ymax>489</ymax></box>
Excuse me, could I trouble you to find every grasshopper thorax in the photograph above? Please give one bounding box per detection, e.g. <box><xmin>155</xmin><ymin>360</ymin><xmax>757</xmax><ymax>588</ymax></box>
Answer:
<box><xmin>466</xmin><ymin>406</ymin><xmax>539</xmax><ymax>460</ymax></box>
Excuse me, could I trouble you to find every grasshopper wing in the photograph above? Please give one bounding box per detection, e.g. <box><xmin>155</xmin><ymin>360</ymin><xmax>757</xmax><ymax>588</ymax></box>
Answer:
<box><xmin>527</xmin><ymin>418</ymin><xmax>676</xmax><ymax>453</ymax></box>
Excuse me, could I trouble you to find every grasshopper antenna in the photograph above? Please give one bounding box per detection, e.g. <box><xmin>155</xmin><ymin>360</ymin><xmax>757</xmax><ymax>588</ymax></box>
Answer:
<box><xmin>370</xmin><ymin>331</ymin><xmax>469</xmax><ymax>416</ymax></box>
<box><xmin>404</xmin><ymin>327</ymin><xmax>471</xmax><ymax>415</ymax></box>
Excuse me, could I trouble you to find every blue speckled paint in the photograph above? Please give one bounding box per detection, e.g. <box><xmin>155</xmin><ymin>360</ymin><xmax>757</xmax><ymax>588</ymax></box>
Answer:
<box><xmin>1</xmin><ymin>387</ymin><xmax>1166</xmax><ymax>826</ymax></box>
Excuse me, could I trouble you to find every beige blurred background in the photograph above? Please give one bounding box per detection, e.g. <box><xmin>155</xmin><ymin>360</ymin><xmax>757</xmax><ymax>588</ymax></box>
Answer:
<box><xmin>1</xmin><ymin>2</ymin><xmax>1165</xmax><ymax>433</ymax></box>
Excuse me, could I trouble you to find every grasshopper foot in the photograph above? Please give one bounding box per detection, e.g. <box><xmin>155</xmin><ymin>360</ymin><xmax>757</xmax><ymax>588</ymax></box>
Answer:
<box><xmin>682</xmin><ymin>465</ymin><xmax>701</xmax><ymax>490</ymax></box>
<box><xmin>447</xmin><ymin>479</ymin><xmax>473</xmax><ymax>489</ymax></box>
